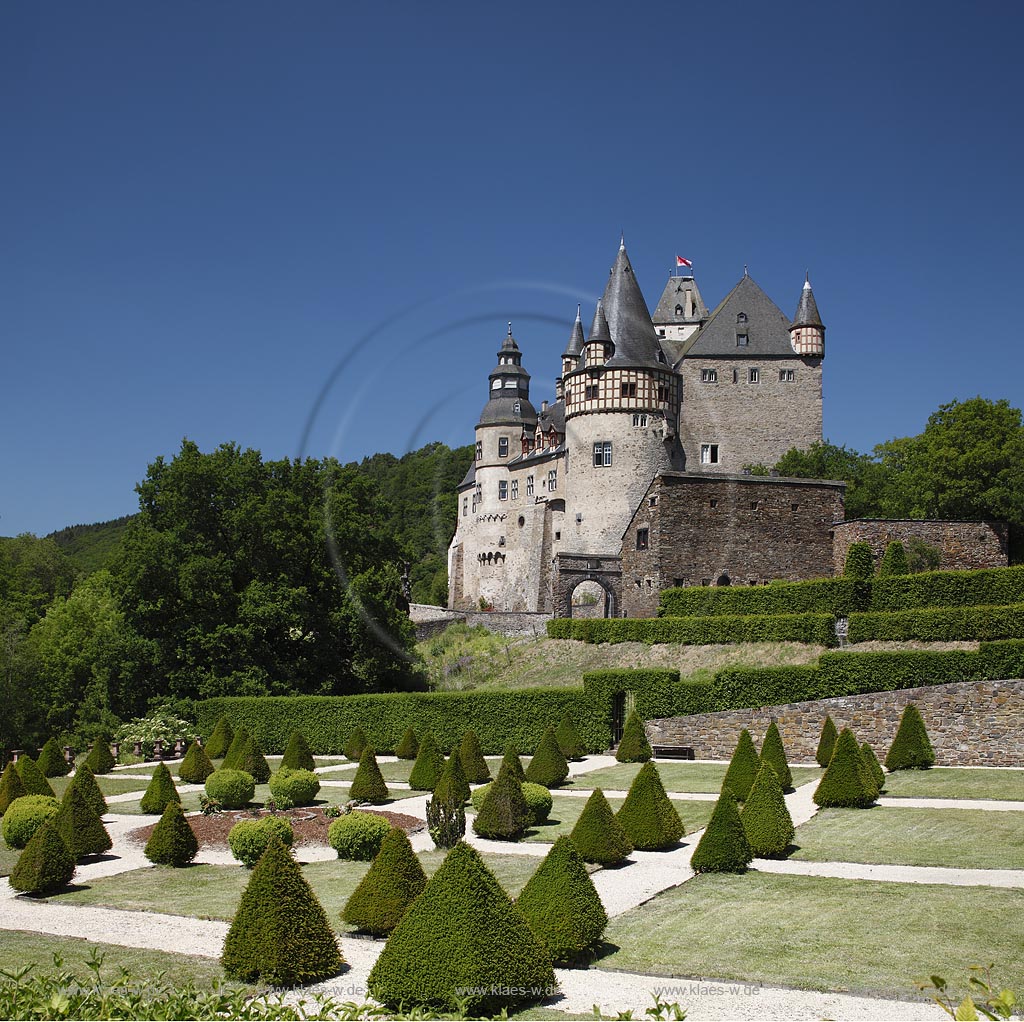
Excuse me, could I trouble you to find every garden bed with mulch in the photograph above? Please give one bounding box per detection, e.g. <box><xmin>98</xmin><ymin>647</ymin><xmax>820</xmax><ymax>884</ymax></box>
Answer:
<box><xmin>128</xmin><ymin>806</ymin><xmax>423</xmax><ymax>850</ymax></box>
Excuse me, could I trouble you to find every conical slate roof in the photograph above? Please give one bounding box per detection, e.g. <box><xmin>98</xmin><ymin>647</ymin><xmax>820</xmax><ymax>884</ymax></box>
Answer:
<box><xmin>791</xmin><ymin>276</ymin><xmax>824</xmax><ymax>329</ymax></box>
<box><xmin>562</xmin><ymin>306</ymin><xmax>585</xmax><ymax>358</ymax></box>
<box><xmin>588</xmin><ymin>300</ymin><xmax>612</xmax><ymax>344</ymax></box>
<box><xmin>500</xmin><ymin>322</ymin><xmax>521</xmax><ymax>352</ymax></box>
<box><xmin>602</xmin><ymin>243</ymin><xmax>666</xmax><ymax>369</ymax></box>
<box><xmin>652</xmin><ymin>276</ymin><xmax>709</xmax><ymax>324</ymax></box>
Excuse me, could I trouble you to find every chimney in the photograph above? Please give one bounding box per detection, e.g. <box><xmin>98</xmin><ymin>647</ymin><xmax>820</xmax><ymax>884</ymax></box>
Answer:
<box><xmin>541</xmin><ymin>400</ymin><xmax>548</xmax><ymax>413</ymax></box>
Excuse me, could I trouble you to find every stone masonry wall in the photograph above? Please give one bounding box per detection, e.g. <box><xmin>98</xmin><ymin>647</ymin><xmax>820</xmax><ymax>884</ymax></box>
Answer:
<box><xmin>832</xmin><ymin>519</ymin><xmax>1008</xmax><ymax>574</ymax></box>
<box><xmin>646</xmin><ymin>679</ymin><xmax>1024</xmax><ymax>767</ymax></box>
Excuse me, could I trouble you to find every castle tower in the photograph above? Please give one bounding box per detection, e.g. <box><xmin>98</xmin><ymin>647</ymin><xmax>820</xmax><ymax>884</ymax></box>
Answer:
<box><xmin>562</xmin><ymin>240</ymin><xmax>683</xmax><ymax>555</ymax></box>
<box><xmin>556</xmin><ymin>305</ymin><xmax>585</xmax><ymax>401</ymax></box>
<box><xmin>789</xmin><ymin>274</ymin><xmax>825</xmax><ymax>356</ymax></box>
<box><xmin>651</xmin><ymin>273</ymin><xmax>709</xmax><ymax>350</ymax></box>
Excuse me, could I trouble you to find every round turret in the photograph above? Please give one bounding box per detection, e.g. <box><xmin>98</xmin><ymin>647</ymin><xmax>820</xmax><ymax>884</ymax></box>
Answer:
<box><xmin>789</xmin><ymin>274</ymin><xmax>825</xmax><ymax>357</ymax></box>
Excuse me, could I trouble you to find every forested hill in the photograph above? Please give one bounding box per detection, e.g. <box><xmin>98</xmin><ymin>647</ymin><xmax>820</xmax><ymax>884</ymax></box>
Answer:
<box><xmin>46</xmin><ymin>515</ymin><xmax>136</xmax><ymax>573</ymax></box>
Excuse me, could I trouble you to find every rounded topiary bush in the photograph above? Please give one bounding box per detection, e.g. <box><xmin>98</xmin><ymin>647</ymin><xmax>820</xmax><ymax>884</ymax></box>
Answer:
<box><xmin>140</xmin><ymin>762</ymin><xmax>181</xmax><ymax>815</ymax></box>
<box><xmin>342</xmin><ymin>827</ymin><xmax>427</xmax><ymax>935</ymax></box>
<box><xmin>568</xmin><ymin>789</ymin><xmax>632</xmax><ymax>866</ymax></box>
<box><xmin>615</xmin><ymin>761</ymin><xmax>684</xmax><ymax>851</ymax></box>
<box><xmin>268</xmin><ymin>768</ymin><xmax>320</xmax><ymax>807</ymax></box>
<box><xmin>37</xmin><ymin>738</ymin><xmax>71</xmax><ymax>778</ymax></box>
<box><xmin>204</xmin><ymin>716</ymin><xmax>234</xmax><ymax>760</ymax></box>
<box><xmin>222</xmin><ymin>836</ymin><xmax>344</xmax><ymax>987</ymax></box>
<box><xmin>690</xmin><ymin>791</ymin><xmax>752</xmax><ymax>873</ymax></box>
<box><xmin>408</xmin><ymin>733</ymin><xmax>445</xmax><ymax>792</ymax></box>
<box><xmin>615</xmin><ymin>711</ymin><xmax>653</xmax><ymax>764</ymax></box>
<box><xmin>844</xmin><ymin>541</ymin><xmax>875</xmax><ymax>579</ymax></box>
<box><xmin>759</xmin><ymin>721</ymin><xmax>793</xmax><ymax>792</ymax></box>
<box><xmin>2</xmin><ymin>794</ymin><xmax>61</xmax><ymax>849</ymax></box>
<box><xmin>348</xmin><ymin>748</ymin><xmax>389</xmax><ymax>804</ymax></box>
<box><xmin>814</xmin><ymin>728</ymin><xmax>878</xmax><ymax>808</ymax></box>
<box><xmin>178</xmin><ymin>740</ymin><xmax>215</xmax><ymax>784</ymax></box>
<box><xmin>145</xmin><ymin>802</ymin><xmax>199</xmax><ymax>866</ymax></box>
<box><xmin>84</xmin><ymin>740</ymin><xmax>115</xmax><ymax>775</ymax></box>
<box><xmin>722</xmin><ymin>729</ymin><xmax>760</xmax><ymax>801</ymax></box>
<box><xmin>205</xmin><ymin>769</ymin><xmax>256</xmax><ymax>810</ymax></box>
<box><xmin>395</xmin><ymin>726</ymin><xmax>419</xmax><ymax>760</ymax></box>
<box><xmin>472</xmin><ymin>765</ymin><xmax>531</xmax><ymax>841</ymax></box>
<box><xmin>458</xmin><ymin>731</ymin><xmax>490</xmax><ymax>784</ymax></box>
<box><xmin>740</xmin><ymin>763</ymin><xmax>794</xmax><ymax>858</ymax></box>
<box><xmin>556</xmin><ymin>714</ymin><xmax>587</xmax><ymax>761</ymax></box>
<box><xmin>0</xmin><ymin>761</ymin><xmax>28</xmax><ymax>815</ymax></box>
<box><xmin>524</xmin><ymin>727</ymin><xmax>569</xmax><ymax>788</ymax></box>
<box><xmin>54</xmin><ymin>785</ymin><xmax>112</xmax><ymax>859</ymax></box>
<box><xmin>516</xmin><ymin>836</ymin><xmax>607</xmax><ymax>963</ymax></box>
<box><xmin>521</xmin><ymin>782</ymin><xmax>553</xmax><ymax>824</ymax></box>
<box><xmin>816</xmin><ymin>715</ymin><xmax>838</xmax><ymax>768</ymax></box>
<box><xmin>9</xmin><ymin>820</ymin><xmax>75</xmax><ymax>894</ymax></box>
<box><xmin>281</xmin><ymin>731</ymin><xmax>316</xmax><ymax>772</ymax></box>
<box><xmin>68</xmin><ymin>764</ymin><xmax>106</xmax><ymax>816</ymax></box>
<box><xmin>16</xmin><ymin>756</ymin><xmax>56</xmax><ymax>798</ymax></box>
<box><xmin>344</xmin><ymin>727</ymin><xmax>368</xmax><ymax>762</ymax></box>
<box><xmin>229</xmin><ymin>816</ymin><xmax>294</xmax><ymax>868</ymax></box>
<box><xmin>885</xmin><ymin>704</ymin><xmax>936</xmax><ymax>771</ymax></box>
<box><xmin>328</xmin><ymin>811</ymin><xmax>392</xmax><ymax>861</ymax></box>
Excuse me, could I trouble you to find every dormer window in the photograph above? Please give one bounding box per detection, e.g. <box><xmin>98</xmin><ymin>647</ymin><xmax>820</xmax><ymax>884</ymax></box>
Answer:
<box><xmin>675</xmin><ymin>304</ymin><xmax>684</xmax><ymax>316</ymax></box>
<box><xmin>492</xmin><ymin>379</ymin><xmax>502</xmax><ymax>389</ymax></box>
<box><xmin>737</xmin><ymin>333</ymin><xmax>749</xmax><ymax>346</ymax></box>
<box><xmin>737</xmin><ymin>313</ymin><xmax>748</xmax><ymax>323</ymax></box>
<box><xmin>513</xmin><ymin>400</ymin><xmax>521</xmax><ymax>413</ymax></box>
<box><xmin>503</xmin><ymin>379</ymin><xmax>516</xmax><ymax>388</ymax></box>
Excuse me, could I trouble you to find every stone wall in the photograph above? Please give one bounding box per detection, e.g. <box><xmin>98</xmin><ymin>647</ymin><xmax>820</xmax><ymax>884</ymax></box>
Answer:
<box><xmin>461</xmin><ymin>611</ymin><xmax>552</xmax><ymax>637</ymax></box>
<box><xmin>832</xmin><ymin>519</ymin><xmax>1009</xmax><ymax>573</ymax></box>
<box><xmin>646</xmin><ymin>679</ymin><xmax>1024</xmax><ymax>767</ymax></box>
<box><xmin>620</xmin><ymin>472</ymin><xmax>845</xmax><ymax>618</ymax></box>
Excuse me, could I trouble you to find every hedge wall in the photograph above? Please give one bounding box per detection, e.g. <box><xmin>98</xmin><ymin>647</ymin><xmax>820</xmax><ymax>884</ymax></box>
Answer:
<box><xmin>978</xmin><ymin>639</ymin><xmax>1024</xmax><ymax>680</ymax></box>
<box><xmin>848</xmin><ymin>603</ymin><xmax>1024</xmax><ymax>643</ymax></box>
<box><xmin>709</xmin><ymin>665</ymin><xmax>823</xmax><ymax>711</ymax></box>
<box><xmin>195</xmin><ymin>690</ymin><xmax>610</xmax><ymax>756</ymax></box>
<box><xmin>581</xmin><ymin>669</ymin><xmax>711</xmax><ymax>719</ymax></box>
<box><xmin>547</xmin><ymin>613</ymin><xmax>837</xmax><ymax>647</ymax></box>
<box><xmin>658</xmin><ymin>578</ymin><xmax>869</xmax><ymax>618</ymax></box>
<box><xmin>869</xmin><ymin>566</ymin><xmax>1024</xmax><ymax>611</ymax></box>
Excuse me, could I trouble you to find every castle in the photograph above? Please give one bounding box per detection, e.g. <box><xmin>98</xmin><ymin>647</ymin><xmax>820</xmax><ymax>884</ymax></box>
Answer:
<box><xmin>446</xmin><ymin>242</ymin><xmax>1008</xmax><ymax>618</ymax></box>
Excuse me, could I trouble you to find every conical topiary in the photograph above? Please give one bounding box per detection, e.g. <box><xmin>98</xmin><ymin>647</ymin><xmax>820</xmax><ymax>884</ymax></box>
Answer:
<box><xmin>344</xmin><ymin>727</ymin><xmax>368</xmax><ymax>761</ymax></box>
<box><xmin>342</xmin><ymin>827</ymin><xmax>427</xmax><ymax>935</ymax></box>
<box><xmin>813</xmin><ymin>728</ymin><xmax>878</xmax><ymax>808</ymax></box>
<box><xmin>144</xmin><ymin>801</ymin><xmax>199</xmax><ymax>866</ymax></box>
<box><xmin>472</xmin><ymin>764</ymin><xmax>531</xmax><ymax>841</ymax></box>
<box><xmin>9</xmin><ymin>820</ymin><xmax>75</xmax><ymax>894</ymax></box>
<box><xmin>516</xmin><ymin>836</ymin><xmax>607</xmax><ymax>963</ymax></box>
<box><xmin>395</xmin><ymin>726</ymin><xmax>419</xmax><ymax>760</ymax></box>
<box><xmin>815</xmin><ymin>715</ymin><xmax>838</xmax><ymax>768</ymax></box>
<box><xmin>615</xmin><ymin>761</ymin><xmax>684</xmax><ymax>851</ymax></box>
<box><xmin>524</xmin><ymin>727</ymin><xmax>569</xmax><ymax>788</ymax></box>
<box><xmin>721</xmin><ymin>729</ymin><xmax>760</xmax><ymax>801</ymax></box>
<box><xmin>367</xmin><ymin>841</ymin><xmax>556</xmax><ymax>1015</ymax></box>
<box><xmin>862</xmin><ymin>742</ymin><xmax>886</xmax><ymax>792</ymax></box>
<box><xmin>16</xmin><ymin>757</ymin><xmax>56</xmax><ymax>798</ymax></box>
<box><xmin>458</xmin><ymin>731</ymin><xmax>491</xmax><ymax>784</ymax></box>
<box><xmin>83</xmin><ymin>740</ymin><xmax>115</xmax><ymax>775</ymax></box>
<box><xmin>281</xmin><ymin>731</ymin><xmax>316</xmax><ymax>772</ymax></box>
<box><xmin>878</xmin><ymin>540</ymin><xmax>909</xmax><ymax>576</ymax></box>
<box><xmin>690</xmin><ymin>791</ymin><xmax>752</xmax><ymax>873</ymax></box>
<box><xmin>568</xmin><ymin>789</ymin><xmax>633</xmax><ymax>866</ymax></box>
<box><xmin>555</xmin><ymin>715</ymin><xmax>587</xmax><ymax>761</ymax></box>
<box><xmin>740</xmin><ymin>763</ymin><xmax>795</xmax><ymax>858</ymax></box>
<box><xmin>885</xmin><ymin>704</ymin><xmax>936</xmax><ymax>771</ymax></box>
<box><xmin>615</xmin><ymin>710</ymin><xmax>653</xmax><ymax>763</ymax></box>
<box><xmin>222</xmin><ymin>836</ymin><xmax>344</xmax><ymax>987</ymax></box>
<box><xmin>844</xmin><ymin>541</ymin><xmax>874</xmax><ymax>579</ymax></box>
<box><xmin>501</xmin><ymin>742</ymin><xmax>526</xmax><ymax>782</ymax></box>
<box><xmin>349</xmin><ymin>747</ymin><xmax>390</xmax><ymax>804</ymax></box>
<box><xmin>234</xmin><ymin>734</ymin><xmax>271</xmax><ymax>784</ymax></box>
<box><xmin>408</xmin><ymin>733</ymin><xmax>446</xmax><ymax>791</ymax></box>
<box><xmin>221</xmin><ymin>726</ymin><xmax>251</xmax><ymax>770</ymax></box>
<box><xmin>435</xmin><ymin>747</ymin><xmax>471</xmax><ymax>805</ymax></box>
<box><xmin>759</xmin><ymin>721</ymin><xmax>793</xmax><ymax>792</ymax></box>
<box><xmin>204</xmin><ymin>716</ymin><xmax>234</xmax><ymax>760</ymax></box>
<box><xmin>178</xmin><ymin>740</ymin><xmax>215</xmax><ymax>784</ymax></box>
<box><xmin>68</xmin><ymin>764</ymin><xmax>107</xmax><ymax>817</ymax></box>
<box><xmin>54</xmin><ymin>784</ymin><xmax>112</xmax><ymax>859</ymax></box>
<box><xmin>0</xmin><ymin>761</ymin><xmax>28</xmax><ymax>814</ymax></box>
<box><xmin>36</xmin><ymin>739</ymin><xmax>71</xmax><ymax>778</ymax></box>
<box><xmin>139</xmin><ymin>762</ymin><xmax>181</xmax><ymax>815</ymax></box>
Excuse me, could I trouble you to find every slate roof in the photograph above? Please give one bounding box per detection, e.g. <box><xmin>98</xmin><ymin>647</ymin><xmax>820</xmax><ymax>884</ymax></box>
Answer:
<box><xmin>791</xmin><ymin>277</ymin><xmax>824</xmax><ymax>329</ymax></box>
<box><xmin>477</xmin><ymin>395</ymin><xmax>537</xmax><ymax>428</ymax></box>
<box><xmin>537</xmin><ymin>399</ymin><xmax>565</xmax><ymax>436</ymax></box>
<box><xmin>602</xmin><ymin>243</ymin><xmax>667</xmax><ymax>369</ymax></box>
<box><xmin>679</xmin><ymin>273</ymin><xmax>795</xmax><ymax>360</ymax></box>
<box><xmin>652</xmin><ymin>275</ymin><xmax>709</xmax><ymax>324</ymax></box>
<box><xmin>563</xmin><ymin>307</ymin><xmax>585</xmax><ymax>358</ymax></box>
<box><xmin>458</xmin><ymin>461</ymin><xmax>476</xmax><ymax>490</ymax></box>
<box><xmin>587</xmin><ymin>299</ymin><xmax>612</xmax><ymax>343</ymax></box>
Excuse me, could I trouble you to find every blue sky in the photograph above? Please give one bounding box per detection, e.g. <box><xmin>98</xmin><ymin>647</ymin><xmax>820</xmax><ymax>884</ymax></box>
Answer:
<box><xmin>3</xmin><ymin>1</ymin><xmax>1023</xmax><ymax>536</ymax></box>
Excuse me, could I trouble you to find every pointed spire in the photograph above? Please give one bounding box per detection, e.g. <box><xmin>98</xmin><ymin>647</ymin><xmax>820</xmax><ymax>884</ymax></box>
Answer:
<box><xmin>563</xmin><ymin>304</ymin><xmax>585</xmax><ymax>357</ymax></box>
<box><xmin>619</xmin><ymin>231</ymin><xmax>625</xmax><ymax>251</ymax></box>
<box><xmin>588</xmin><ymin>299</ymin><xmax>612</xmax><ymax>344</ymax></box>
<box><xmin>791</xmin><ymin>274</ymin><xmax>823</xmax><ymax>329</ymax></box>
<box><xmin>500</xmin><ymin>322</ymin><xmax>520</xmax><ymax>353</ymax></box>
<box><xmin>601</xmin><ymin>241</ymin><xmax>662</xmax><ymax>368</ymax></box>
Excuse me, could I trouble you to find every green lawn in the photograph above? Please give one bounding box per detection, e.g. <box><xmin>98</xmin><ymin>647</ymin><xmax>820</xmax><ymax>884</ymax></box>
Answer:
<box><xmin>882</xmin><ymin>768</ymin><xmax>1024</xmax><ymax>801</ymax></box>
<box><xmin>599</xmin><ymin>872</ymin><xmax>1024</xmax><ymax>999</ymax></box>
<box><xmin>0</xmin><ymin>841</ymin><xmax>22</xmax><ymax>877</ymax></box>
<box><xmin>568</xmin><ymin>762</ymin><xmax>821</xmax><ymax>794</ymax></box>
<box><xmin>792</xmin><ymin>807</ymin><xmax>1024</xmax><ymax>869</ymax></box>
<box><xmin>46</xmin><ymin>851</ymin><xmax>546</xmax><ymax>927</ymax></box>
<box><xmin>522</xmin><ymin>796</ymin><xmax>713</xmax><ymax>844</ymax></box>
<box><xmin>48</xmin><ymin>775</ymin><xmax>155</xmax><ymax>801</ymax></box>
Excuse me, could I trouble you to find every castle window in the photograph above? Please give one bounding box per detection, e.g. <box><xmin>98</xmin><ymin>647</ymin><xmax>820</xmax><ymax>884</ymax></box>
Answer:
<box><xmin>621</xmin><ymin>382</ymin><xmax>638</xmax><ymax>398</ymax></box>
<box><xmin>513</xmin><ymin>400</ymin><xmax>521</xmax><ymax>413</ymax></box>
<box><xmin>565</xmin><ymin>390</ymin><xmax>572</xmax><ymax>405</ymax></box>
<box><xmin>749</xmin><ymin>368</ymin><xmax>760</xmax><ymax>383</ymax></box>
<box><xmin>548</xmin><ymin>469</ymin><xmax>558</xmax><ymax>491</ymax></box>
<box><xmin>492</xmin><ymin>379</ymin><xmax>502</xmax><ymax>389</ymax></box>
<box><xmin>675</xmin><ymin>304</ymin><xmax>684</xmax><ymax>316</ymax></box>
<box><xmin>649</xmin><ymin>496</ymin><xmax>658</xmax><ymax>507</ymax></box>
<box><xmin>475</xmin><ymin>441</ymin><xmax>482</xmax><ymax>461</ymax></box>
<box><xmin>791</xmin><ymin>503</ymin><xmax>799</xmax><ymax>512</ymax></box>
<box><xmin>633</xmin><ymin>413</ymin><xmax>648</xmax><ymax>427</ymax></box>
<box><xmin>555</xmin><ymin>531</ymin><xmax>561</xmax><ymax>540</ymax></box>
<box><xmin>658</xmin><ymin>328</ymin><xmax>666</xmax><ymax>337</ymax></box>
<box><xmin>736</xmin><ymin>333</ymin><xmax>749</xmax><ymax>347</ymax></box>
<box><xmin>498</xmin><ymin>437</ymin><xmax>509</xmax><ymax>458</ymax></box>
<box><xmin>700</xmin><ymin>443</ymin><xmax>719</xmax><ymax>465</ymax></box>
<box><xmin>511</xmin><ymin>479</ymin><xmax>518</xmax><ymax>500</ymax></box>
<box><xmin>498</xmin><ymin>480</ymin><xmax>508</xmax><ymax>501</ymax></box>
<box><xmin>503</xmin><ymin>379</ymin><xmax>516</xmax><ymax>388</ymax></box>
<box><xmin>527</xmin><ymin>475</ymin><xmax>534</xmax><ymax>496</ymax></box>
<box><xmin>710</xmin><ymin>499</ymin><xmax>718</xmax><ymax>508</ymax></box>
<box><xmin>732</xmin><ymin>369</ymin><xmax>738</xmax><ymax>384</ymax></box>
<box><xmin>658</xmin><ymin>384</ymin><xmax>669</xmax><ymax>402</ymax></box>
<box><xmin>636</xmin><ymin>528</ymin><xmax>649</xmax><ymax>551</ymax></box>
<box><xmin>585</xmin><ymin>384</ymin><xmax>598</xmax><ymax>400</ymax></box>
<box><xmin>750</xmin><ymin>500</ymin><xmax>759</xmax><ymax>510</ymax></box>
<box><xmin>779</xmin><ymin>369</ymin><xmax>795</xmax><ymax>382</ymax></box>
<box><xmin>463</xmin><ymin>497</ymin><xmax>468</xmax><ymax>516</ymax></box>
<box><xmin>701</xmin><ymin>368</ymin><xmax>717</xmax><ymax>383</ymax></box>
<box><xmin>737</xmin><ymin>313</ymin><xmax>748</xmax><ymax>324</ymax></box>
<box><xmin>593</xmin><ymin>441</ymin><xmax>612</xmax><ymax>467</ymax></box>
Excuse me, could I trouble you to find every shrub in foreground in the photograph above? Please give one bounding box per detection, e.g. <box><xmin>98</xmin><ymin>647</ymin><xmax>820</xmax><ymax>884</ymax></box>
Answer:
<box><xmin>83</xmin><ymin>740</ymin><xmax>115</xmax><ymax>775</ymax></box>
<box><xmin>342</xmin><ymin>826</ymin><xmax>427</xmax><ymax>935</ymax></box>
<box><xmin>145</xmin><ymin>802</ymin><xmax>199</xmax><ymax>866</ymax></box>
<box><xmin>568</xmin><ymin>789</ymin><xmax>632</xmax><ymax>866</ymax></box>
<box><xmin>268</xmin><ymin>767</ymin><xmax>321</xmax><ymax>807</ymax></box>
<box><xmin>516</xmin><ymin>836</ymin><xmax>607</xmax><ymax>963</ymax></box>
<box><xmin>524</xmin><ymin>727</ymin><xmax>569</xmax><ymax>788</ymax></box>
<box><xmin>408</xmin><ymin>733</ymin><xmax>445</xmax><ymax>792</ymax></box>
<box><xmin>2</xmin><ymin>794</ymin><xmax>61</xmax><ymax>849</ymax></box>
<box><xmin>459</xmin><ymin>730</ymin><xmax>491</xmax><ymax>783</ymax></box>
<box><xmin>615</xmin><ymin>711</ymin><xmax>652</xmax><ymax>763</ymax></box>
<box><xmin>54</xmin><ymin>785</ymin><xmax>112</xmax><ymax>859</ymax></box>
<box><xmin>426</xmin><ymin>791</ymin><xmax>466</xmax><ymax>848</ymax></box>
<box><xmin>721</xmin><ymin>729</ymin><xmax>760</xmax><ymax>801</ymax></box>
<box><xmin>862</xmin><ymin>742</ymin><xmax>886</xmax><ymax>791</ymax></box>
<box><xmin>328</xmin><ymin>811</ymin><xmax>391</xmax><ymax>861</ymax></box>
<box><xmin>222</xmin><ymin>836</ymin><xmax>344</xmax><ymax>987</ymax></box>
<box><xmin>395</xmin><ymin>726</ymin><xmax>419</xmax><ymax>760</ymax></box>
<box><xmin>367</xmin><ymin>841</ymin><xmax>556</xmax><ymax>1015</ymax></box>
<box><xmin>280</xmin><ymin>730</ymin><xmax>316</xmax><ymax>772</ymax></box>
<box><xmin>178</xmin><ymin>740</ymin><xmax>215</xmax><ymax>784</ymax></box>
<box><xmin>615</xmin><ymin>761</ymin><xmax>684</xmax><ymax>851</ymax></box>
<box><xmin>759</xmin><ymin>721</ymin><xmax>793</xmax><ymax>792</ymax></box>
<box><xmin>690</xmin><ymin>791</ymin><xmax>752</xmax><ymax>873</ymax></box>
<box><xmin>16</xmin><ymin>756</ymin><xmax>56</xmax><ymax>798</ymax></box>
<box><xmin>228</xmin><ymin>816</ymin><xmax>294</xmax><ymax>868</ymax></box>
<box><xmin>815</xmin><ymin>715</ymin><xmax>838</xmax><ymax>768</ymax></box>
<box><xmin>140</xmin><ymin>762</ymin><xmax>182</xmax><ymax>815</ymax></box>
<box><xmin>885</xmin><ymin>704</ymin><xmax>936</xmax><ymax>770</ymax></box>
<box><xmin>556</xmin><ymin>715</ymin><xmax>588</xmax><ymax>761</ymax></box>
<box><xmin>0</xmin><ymin>761</ymin><xmax>28</xmax><ymax>815</ymax></box>
<box><xmin>204</xmin><ymin>769</ymin><xmax>255</xmax><ymax>810</ymax></box>
<box><xmin>814</xmin><ymin>728</ymin><xmax>878</xmax><ymax>808</ymax></box>
<box><xmin>740</xmin><ymin>763</ymin><xmax>794</xmax><ymax>858</ymax></box>
<box><xmin>36</xmin><ymin>738</ymin><xmax>71</xmax><ymax>777</ymax></box>
<box><xmin>9</xmin><ymin>820</ymin><xmax>75</xmax><ymax>894</ymax></box>
<box><xmin>348</xmin><ymin>748</ymin><xmax>389</xmax><ymax>804</ymax></box>
<box><xmin>204</xmin><ymin>715</ymin><xmax>234</xmax><ymax>759</ymax></box>
<box><xmin>68</xmin><ymin>764</ymin><xmax>107</xmax><ymax>816</ymax></box>
<box><xmin>521</xmin><ymin>781</ymin><xmax>553</xmax><ymax>824</ymax></box>
<box><xmin>472</xmin><ymin>764</ymin><xmax>531</xmax><ymax>841</ymax></box>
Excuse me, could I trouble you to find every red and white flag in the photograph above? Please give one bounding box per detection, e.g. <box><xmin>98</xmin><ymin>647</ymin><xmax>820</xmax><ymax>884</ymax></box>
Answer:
<box><xmin>676</xmin><ymin>255</ymin><xmax>692</xmax><ymax>268</ymax></box>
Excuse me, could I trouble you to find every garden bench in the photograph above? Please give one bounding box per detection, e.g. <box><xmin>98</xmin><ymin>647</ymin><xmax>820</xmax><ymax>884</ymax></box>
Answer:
<box><xmin>652</xmin><ymin>745</ymin><xmax>695</xmax><ymax>760</ymax></box>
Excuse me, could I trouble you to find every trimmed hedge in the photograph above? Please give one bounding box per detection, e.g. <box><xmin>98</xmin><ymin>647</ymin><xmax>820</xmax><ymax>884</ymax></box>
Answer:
<box><xmin>886</xmin><ymin>704</ymin><xmax>936</xmax><ymax>770</ymax></box>
<box><xmin>83</xmin><ymin>741</ymin><xmax>115</xmax><ymax>775</ymax></box>
<box><xmin>870</xmin><ymin>565</ymin><xmax>1024</xmax><ymax>611</ymax></box>
<box><xmin>204</xmin><ymin>716</ymin><xmax>234</xmax><ymax>759</ymax></box>
<box><xmin>68</xmin><ymin>765</ymin><xmax>106</xmax><ymax>817</ymax></box>
<box><xmin>848</xmin><ymin>603</ymin><xmax>1024</xmax><ymax>643</ymax></box>
<box><xmin>459</xmin><ymin>731</ymin><xmax>491</xmax><ymax>784</ymax></box>
<box><xmin>582</xmin><ymin>669</ymin><xmax>706</xmax><ymax>720</ymax></box>
<box><xmin>814</xmin><ymin>729</ymin><xmax>878</xmax><ymax>808</ymax></box>
<box><xmin>0</xmin><ymin>762</ymin><xmax>28</xmax><ymax>814</ymax></box>
<box><xmin>472</xmin><ymin>765</ymin><xmax>531</xmax><ymax>841</ymax></box>
<box><xmin>615</xmin><ymin>762</ymin><xmax>684</xmax><ymax>851</ymax></box>
<box><xmin>615</xmin><ymin>711</ymin><xmax>653</xmax><ymax>764</ymax></box>
<box><xmin>721</xmin><ymin>730</ymin><xmax>760</xmax><ymax>801</ymax></box>
<box><xmin>548</xmin><ymin>612</ymin><xmax>838</xmax><ymax>647</ymax></box>
<box><xmin>54</xmin><ymin>785</ymin><xmax>112</xmax><ymax>859</ymax></box>
<box><xmin>10</xmin><ymin>820</ymin><xmax>75</xmax><ymax>894</ymax></box>
<box><xmin>690</xmin><ymin>792</ymin><xmax>751</xmax><ymax>873</ymax></box>
<box><xmin>268</xmin><ymin>768</ymin><xmax>321</xmax><ymax>807</ymax></box>
<box><xmin>740</xmin><ymin>764</ymin><xmax>794</xmax><ymax>858</ymax></box>
<box><xmin>568</xmin><ymin>789</ymin><xmax>632</xmax><ymax>866</ymax></box>
<box><xmin>524</xmin><ymin>728</ymin><xmax>569</xmax><ymax>787</ymax></box>
<box><xmin>470</xmin><ymin>781</ymin><xmax>552</xmax><ymax>827</ymax></box>
<box><xmin>434</xmin><ymin>748</ymin><xmax>471</xmax><ymax>806</ymax></box>
<box><xmin>408</xmin><ymin>734</ymin><xmax>446</xmax><ymax>792</ymax></box>
<box><xmin>205</xmin><ymin>769</ymin><xmax>255</xmax><ymax>809</ymax></box>
<box><xmin>816</xmin><ymin>716</ymin><xmax>838</xmax><ymax>768</ymax></box>
<box><xmin>281</xmin><ymin>731</ymin><xmax>316</xmax><ymax>772</ymax></box>
<box><xmin>659</xmin><ymin>577</ymin><xmax>869</xmax><ymax>618</ymax></box>
<box><xmin>395</xmin><ymin>727</ymin><xmax>419</xmax><ymax>760</ymax></box>
<box><xmin>328</xmin><ymin>811</ymin><xmax>391</xmax><ymax>860</ymax></box>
